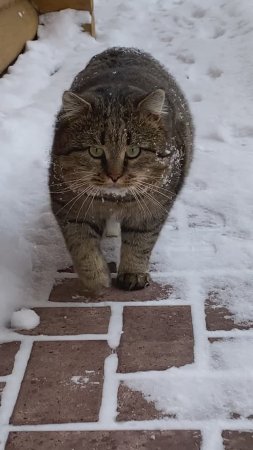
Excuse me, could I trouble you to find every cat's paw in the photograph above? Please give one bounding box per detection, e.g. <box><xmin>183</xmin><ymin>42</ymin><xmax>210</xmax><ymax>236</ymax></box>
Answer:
<box><xmin>79</xmin><ymin>270</ymin><xmax>111</xmax><ymax>295</ymax></box>
<box><xmin>117</xmin><ymin>273</ymin><xmax>150</xmax><ymax>291</ymax></box>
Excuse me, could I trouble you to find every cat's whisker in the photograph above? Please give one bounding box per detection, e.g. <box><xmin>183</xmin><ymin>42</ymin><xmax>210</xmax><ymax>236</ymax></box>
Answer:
<box><xmin>75</xmin><ymin>186</ymin><xmax>97</xmax><ymax>223</ymax></box>
<box><xmin>64</xmin><ymin>186</ymin><xmax>95</xmax><ymax>223</ymax></box>
<box><xmin>52</xmin><ymin>173</ymin><xmax>95</xmax><ymax>185</ymax></box>
<box><xmin>50</xmin><ymin>184</ymin><xmax>87</xmax><ymax>194</ymax></box>
<box><xmin>139</xmin><ymin>181</ymin><xmax>175</xmax><ymax>194</ymax></box>
<box><xmin>136</xmin><ymin>189</ymin><xmax>153</xmax><ymax>219</ymax></box>
<box><xmin>135</xmin><ymin>185</ymin><xmax>169</xmax><ymax>216</ymax></box>
<box><xmin>80</xmin><ymin>188</ymin><xmax>99</xmax><ymax>240</ymax></box>
<box><xmin>131</xmin><ymin>175</ymin><xmax>169</xmax><ymax>187</ymax></box>
<box><xmin>147</xmin><ymin>194</ymin><xmax>169</xmax><ymax>215</ymax></box>
<box><xmin>56</xmin><ymin>185</ymin><xmax>93</xmax><ymax>219</ymax></box>
<box><xmin>136</xmin><ymin>186</ymin><xmax>176</xmax><ymax>202</ymax></box>
<box><xmin>130</xmin><ymin>187</ymin><xmax>147</xmax><ymax>219</ymax></box>
<box><xmin>64</xmin><ymin>189</ymin><xmax>92</xmax><ymax>217</ymax></box>
<box><xmin>135</xmin><ymin>180</ymin><xmax>176</xmax><ymax>197</ymax></box>
<box><xmin>52</xmin><ymin>171</ymin><xmax>95</xmax><ymax>185</ymax></box>
<box><xmin>137</xmin><ymin>186</ymin><xmax>175</xmax><ymax>201</ymax></box>
<box><xmin>141</xmin><ymin>194</ymin><xmax>167</xmax><ymax>216</ymax></box>
<box><xmin>51</xmin><ymin>177</ymin><xmax>95</xmax><ymax>195</ymax></box>
<box><xmin>55</xmin><ymin>191</ymin><xmax>84</xmax><ymax>216</ymax></box>
<box><xmin>132</xmin><ymin>187</ymin><xmax>152</xmax><ymax>219</ymax></box>
<box><xmin>51</xmin><ymin>177</ymin><xmax>94</xmax><ymax>190</ymax></box>
<box><xmin>84</xmin><ymin>188</ymin><xmax>98</xmax><ymax>220</ymax></box>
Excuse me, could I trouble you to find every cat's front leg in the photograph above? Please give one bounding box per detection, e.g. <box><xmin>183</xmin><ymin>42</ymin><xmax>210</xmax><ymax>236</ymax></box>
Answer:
<box><xmin>62</xmin><ymin>221</ymin><xmax>110</xmax><ymax>294</ymax></box>
<box><xmin>117</xmin><ymin>222</ymin><xmax>162</xmax><ymax>290</ymax></box>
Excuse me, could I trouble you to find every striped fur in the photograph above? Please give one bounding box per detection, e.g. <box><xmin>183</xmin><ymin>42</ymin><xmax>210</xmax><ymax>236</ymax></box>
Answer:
<box><xmin>49</xmin><ymin>47</ymin><xmax>194</xmax><ymax>292</ymax></box>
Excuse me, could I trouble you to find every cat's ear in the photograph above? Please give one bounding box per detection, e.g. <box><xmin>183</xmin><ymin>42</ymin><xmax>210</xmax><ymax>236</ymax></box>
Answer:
<box><xmin>138</xmin><ymin>89</ymin><xmax>167</xmax><ymax>116</ymax></box>
<box><xmin>61</xmin><ymin>91</ymin><xmax>92</xmax><ymax>119</ymax></box>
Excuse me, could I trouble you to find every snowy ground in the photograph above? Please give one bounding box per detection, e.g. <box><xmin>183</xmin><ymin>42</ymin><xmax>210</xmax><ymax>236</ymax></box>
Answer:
<box><xmin>0</xmin><ymin>0</ymin><xmax>253</xmax><ymax>448</ymax></box>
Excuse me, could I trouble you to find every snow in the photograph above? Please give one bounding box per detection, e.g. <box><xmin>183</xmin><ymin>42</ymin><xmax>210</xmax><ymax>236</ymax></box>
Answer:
<box><xmin>107</xmin><ymin>304</ymin><xmax>123</xmax><ymax>348</ymax></box>
<box><xmin>99</xmin><ymin>354</ymin><xmax>119</xmax><ymax>424</ymax></box>
<box><xmin>205</xmin><ymin>277</ymin><xmax>253</xmax><ymax>325</ymax></box>
<box><xmin>0</xmin><ymin>1</ymin><xmax>252</xmax><ymax>326</ymax></box>
<box><xmin>0</xmin><ymin>340</ymin><xmax>33</xmax><ymax>426</ymax></box>
<box><xmin>10</xmin><ymin>309</ymin><xmax>40</xmax><ymax>330</ymax></box>
<box><xmin>125</xmin><ymin>367</ymin><xmax>253</xmax><ymax>420</ymax></box>
<box><xmin>0</xmin><ymin>0</ymin><xmax>253</xmax><ymax>447</ymax></box>
<box><xmin>210</xmin><ymin>338</ymin><xmax>253</xmax><ymax>370</ymax></box>
<box><xmin>71</xmin><ymin>374</ymin><xmax>100</xmax><ymax>387</ymax></box>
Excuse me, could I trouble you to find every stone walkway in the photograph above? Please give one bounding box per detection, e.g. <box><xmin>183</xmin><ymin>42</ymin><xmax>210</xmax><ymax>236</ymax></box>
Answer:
<box><xmin>0</xmin><ymin>266</ymin><xmax>253</xmax><ymax>449</ymax></box>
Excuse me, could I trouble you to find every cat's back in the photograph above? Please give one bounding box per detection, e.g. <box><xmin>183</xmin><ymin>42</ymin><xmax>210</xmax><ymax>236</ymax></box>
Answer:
<box><xmin>71</xmin><ymin>47</ymin><xmax>182</xmax><ymax>100</ymax></box>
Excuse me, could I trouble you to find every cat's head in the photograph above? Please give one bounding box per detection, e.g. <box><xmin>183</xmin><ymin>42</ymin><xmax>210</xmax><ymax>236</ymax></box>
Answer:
<box><xmin>52</xmin><ymin>86</ymin><xmax>173</xmax><ymax>197</ymax></box>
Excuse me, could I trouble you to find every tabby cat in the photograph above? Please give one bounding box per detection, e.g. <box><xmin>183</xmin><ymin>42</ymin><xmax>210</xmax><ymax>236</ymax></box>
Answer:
<box><xmin>49</xmin><ymin>47</ymin><xmax>194</xmax><ymax>292</ymax></box>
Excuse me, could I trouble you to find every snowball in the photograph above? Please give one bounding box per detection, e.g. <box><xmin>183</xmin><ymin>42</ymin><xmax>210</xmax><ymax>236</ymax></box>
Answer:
<box><xmin>10</xmin><ymin>309</ymin><xmax>40</xmax><ymax>330</ymax></box>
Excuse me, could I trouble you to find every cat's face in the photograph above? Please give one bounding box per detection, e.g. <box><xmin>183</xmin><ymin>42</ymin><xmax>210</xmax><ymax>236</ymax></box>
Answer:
<box><xmin>53</xmin><ymin>89</ymin><xmax>172</xmax><ymax>198</ymax></box>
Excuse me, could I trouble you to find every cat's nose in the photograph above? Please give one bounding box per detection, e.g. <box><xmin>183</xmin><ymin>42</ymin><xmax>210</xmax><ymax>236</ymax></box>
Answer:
<box><xmin>108</xmin><ymin>173</ymin><xmax>121</xmax><ymax>182</ymax></box>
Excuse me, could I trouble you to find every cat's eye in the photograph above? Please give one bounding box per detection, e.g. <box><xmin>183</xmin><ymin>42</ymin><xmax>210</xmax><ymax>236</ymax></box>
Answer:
<box><xmin>89</xmin><ymin>147</ymin><xmax>104</xmax><ymax>158</ymax></box>
<box><xmin>126</xmin><ymin>147</ymin><xmax>141</xmax><ymax>159</ymax></box>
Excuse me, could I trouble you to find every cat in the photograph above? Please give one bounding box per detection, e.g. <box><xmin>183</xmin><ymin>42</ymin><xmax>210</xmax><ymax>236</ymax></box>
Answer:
<box><xmin>49</xmin><ymin>47</ymin><xmax>194</xmax><ymax>292</ymax></box>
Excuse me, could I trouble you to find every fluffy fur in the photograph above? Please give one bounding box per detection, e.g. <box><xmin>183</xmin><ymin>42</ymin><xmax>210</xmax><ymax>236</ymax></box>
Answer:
<box><xmin>49</xmin><ymin>47</ymin><xmax>194</xmax><ymax>292</ymax></box>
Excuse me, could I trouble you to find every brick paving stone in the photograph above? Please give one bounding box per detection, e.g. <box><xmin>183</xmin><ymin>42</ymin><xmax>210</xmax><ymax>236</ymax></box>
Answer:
<box><xmin>0</xmin><ymin>342</ymin><xmax>20</xmax><ymax>376</ymax></box>
<box><xmin>222</xmin><ymin>431</ymin><xmax>253</xmax><ymax>449</ymax></box>
<box><xmin>6</xmin><ymin>430</ymin><xmax>202</xmax><ymax>450</ymax></box>
<box><xmin>11</xmin><ymin>341</ymin><xmax>110</xmax><ymax>424</ymax></box>
<box><xmin>17</xmin><ymin>307</ymin><xmax>110</xmax><ymax>335</ymax></box>
<box><xmin>0</xmin><ymin>382</ymin><xmax>5</xmax><ymax>407</ymax></box>
<box><xmin>118</xmin><ymin>306</ymin><xmax>194</xmax><ymax>372</ymax></box>
<box><xmin>205</xmin><ymin>293</ymin><xmax>252</xmax><ymax>330</ymax></box>
<box><xmin>117</xmin><ymin>383</ymin><xmax>167</xmax><ymax>421</ymax></box>
<box><xmin>49</xmin><ymin>278</ymin><xmax>173</xmax><ymax>303</ymax></box>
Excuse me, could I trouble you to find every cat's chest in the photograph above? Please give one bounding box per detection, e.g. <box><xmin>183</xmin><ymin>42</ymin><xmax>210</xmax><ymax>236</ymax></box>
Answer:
<box><xmin>93</xmin><ymin>194</ymin><xmax>135</xmax><ymax>217</ymax></box>
<box><xmin>105</xmin><ymin>214</ymin><xmax>121</xmax><ymax>237</ymax></box>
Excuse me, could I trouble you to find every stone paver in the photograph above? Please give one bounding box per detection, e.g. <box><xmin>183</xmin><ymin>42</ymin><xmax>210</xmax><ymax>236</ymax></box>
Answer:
<box><xmin>117</xmin><ymin>383</ymin><xmax>166</xmax><ymax>421</ymax></box>
<box><xmin>0</xmin><ymin>342</ymin><xmax>20</xmax><ymax>376</ymax></box>
<box><xmin>2</xmin><ymin>272</ymin><xmax>253</xmax><ymax>448</ymax></box>
<box><xmin>11</xmin><ymin>341</ymin><xmax>110</xmax><ymax>424</ymax></box>
<box><xmin>6</xmin><ymin>431</ymin><xmax>202</xmax><ymax>450</ymax></box>
<box><xmin>222</xmin><ymin>431</ymin><xmax>253</xmax><ymax>449</ymax></box>
<box><xmin>17</xmin><ymin>307</ymin><xmax>110</xmax><ymax>335</ymax></box>
<box><xmin>205</xmin><ymin>294</ymin><xmax>252</xmax><ymax>330</ymax></box>
<box><xmin>49</xmin><ymin>278</ymin><xmax>173</xmax><ymax>303</ymax></box>
<box><xmin>118</xmin><ymin>306</ymin><xmax>194</xmax><ymax>372</ymax></box>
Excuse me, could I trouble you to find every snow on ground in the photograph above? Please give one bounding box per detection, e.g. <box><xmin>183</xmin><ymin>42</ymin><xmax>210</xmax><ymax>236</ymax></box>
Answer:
<box><xmin>126</xmin><ymin>366</ymin><xmax>253</xmax><ymax>420</ymax></box>
<box><xmin>0</xmin><ymin>0</ymin><xmax>253</xmax><ymax>443</ymax></box>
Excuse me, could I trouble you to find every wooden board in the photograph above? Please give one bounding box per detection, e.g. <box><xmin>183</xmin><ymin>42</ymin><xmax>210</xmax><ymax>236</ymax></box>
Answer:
<box><xmin>0</xmin><ymin>0</ymin><xmax>38</xmax><ymax>74</ymax></box>
<box><xmin>32</xmin><ymin>0</ymin><xmax>93</xmax><ymax>13</ymax></box>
